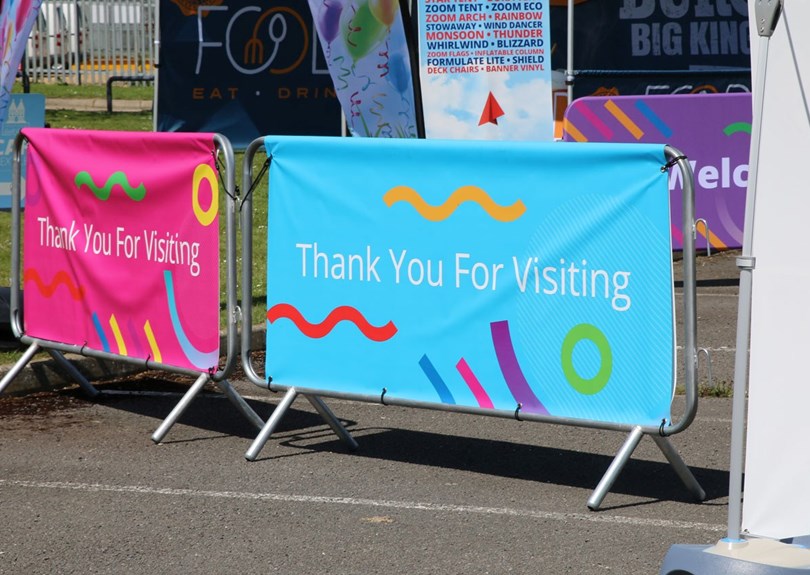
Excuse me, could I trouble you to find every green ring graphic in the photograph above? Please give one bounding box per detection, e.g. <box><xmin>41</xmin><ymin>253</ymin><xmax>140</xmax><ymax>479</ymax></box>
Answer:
<box><xmin>561</xmin><ymin>323</ymin><xmax>612</xmax><ymax>395</ymax></box>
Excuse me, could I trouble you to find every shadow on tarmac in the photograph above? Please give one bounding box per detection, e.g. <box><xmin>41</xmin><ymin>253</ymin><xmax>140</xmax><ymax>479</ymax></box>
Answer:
<box><xmin>276</xmin><ymin>426</ymin><xmax>730</xmax><ymax>508</ymax></box>
<box><xmin>13</xmin><ymin>382</ymin><xmax>729</xmax><ymax>510</ymax></box>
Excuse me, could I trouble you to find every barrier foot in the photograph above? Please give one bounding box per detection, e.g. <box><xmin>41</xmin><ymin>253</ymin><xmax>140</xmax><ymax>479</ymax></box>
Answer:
<box><xmin>304</xmin><ymin>394</ymin><xmax>359</xmax><ymax>451</ymax></box>
<box><xmin>587</xmin><ymin>426</ymin><xmax>644</xmax><ymax>511</ymax></box>
<box><xmin>151</xmin><ymin>373</ymin><xmax>209</xmax><ymax>444</ymax></box>
<box><xmin>245</xmin><ymin>387</ymin><xmax>298</xmax><ymax>461</ymax></box>
<box><xmin>215</xmin><ymin>379</ymin><xmax>265</xmax><ymax>431</ymax></box>
<box><xmin>45</xmin><ymin>348</ymin><xmax>100</xmax><ymax>399</ymax></box>
<box><xmin>651</xmin><ymin>434</ymin><xmax>706</xmax><ymax>502</ymax></box>
<box><xmin>0</xmin><ymin>342</ymin><xmax>40</xmax><ymax>394</ymax></box>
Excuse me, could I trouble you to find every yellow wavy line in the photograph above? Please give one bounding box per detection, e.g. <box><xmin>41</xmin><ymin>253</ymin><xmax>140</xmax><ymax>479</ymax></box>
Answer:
<box><xmin>144</xmin><ymin>320</ymin><xmax>162</xmax><ymax>363</ymax></box>
<box><xmin>383</xmin><ymin>185</ymin><xmax>526</xmax><ymax>222</ymax></box>
<box><xmin>109</xmin><ymin>314</ymin><xmax>128</xmax><ymax>356</ymax></box>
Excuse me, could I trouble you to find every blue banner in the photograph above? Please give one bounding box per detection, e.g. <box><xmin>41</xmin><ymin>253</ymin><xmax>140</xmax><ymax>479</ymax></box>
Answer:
<box><xmin>157</xmin><ymin>0</ymin><xmax>342</xmax><ymax>148</ymax></box>
<box><xmin>0</xmin><ymin>93</ymin><xmax>45</xmax><ymax>209</ymax></box>
<box><xmin>263</xmin><ymin>137</ymin><xmax>674</xmax><ymax>427</ymax></box>
<box><xmin>1</xmin><ymin>0</ymin><xmax>43</xmax><ymax>132</ymax></box>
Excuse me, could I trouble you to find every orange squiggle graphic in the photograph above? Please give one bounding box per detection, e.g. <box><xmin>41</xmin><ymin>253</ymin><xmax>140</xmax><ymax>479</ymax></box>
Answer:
<box><xmin>24</xmin><ymin>269</ymin><xmax>85</xmax><ymax>300</ymax></box>
<box><xmin>267</xmin><ymin>303</ymin><xmax>397</xmax><ymax>342</ymax></box>
<box><xmin>383</xmin><ymin>185</ymin><xmax>526</xmax><ymax>222</ymax></box>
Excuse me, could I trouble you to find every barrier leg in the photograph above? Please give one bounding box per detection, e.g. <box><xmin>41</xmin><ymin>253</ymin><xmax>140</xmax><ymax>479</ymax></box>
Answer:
<box><xmin>215</xmin><ymin>379</ymin><xmax>265</xmax><ymax>431</ymax></box>
<box><xmin>587</xmin><ymin>425</ymin><xmax>644</xmax><ymax>510</ymax></box>
<box><xmin>651</xmin><ymin>434</ymin><xmax>706</xmax><ymax>502</ymax></box>
<box><xmin>0</xmin><ymin>342</ymin><xmax>40</xmax><ymax>394</ymax></box>
<box><xmin>151</xmin><ymin>372</ymin><xmax>209</xmax><ymax>444</ymax></box>
<box><xmin>245</xmin><ymin>387</ymin><xmax>298</xmax><ymax>461</ymax></box>
<box><xmin>304</xmin><ymin>394</ymin><xmax>359</xmax><ymax>451</ymax></box>
<box><xmin>45</xmin><ymin>348</ymin><xmax>100</xmax><ymax>399</ymax></box>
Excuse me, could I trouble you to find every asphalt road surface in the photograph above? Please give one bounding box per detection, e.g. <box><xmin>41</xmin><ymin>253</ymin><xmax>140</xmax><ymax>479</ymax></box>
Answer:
<box><xmin>0</xmin><ymin>250</ymin><xmax>741</xmax><ymax>575</ymax></box>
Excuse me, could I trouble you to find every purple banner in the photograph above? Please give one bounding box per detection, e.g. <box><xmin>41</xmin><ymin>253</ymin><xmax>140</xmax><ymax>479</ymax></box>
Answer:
<box><xmin>563</xmin><ymin>93</ymin><xmax>751</xmax><ymax>250</ymax></box>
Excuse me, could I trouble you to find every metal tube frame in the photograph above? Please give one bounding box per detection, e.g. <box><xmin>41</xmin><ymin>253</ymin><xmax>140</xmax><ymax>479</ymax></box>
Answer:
<box><xmin>7</xmin><ymin>130</ymin><xmax>263</xmax><ymax>441</ymax></box>
<box><xmin>725</xmin><ymin>0</ymin><xmax>783</xmax><ymax>543</ymax></box>
<box><xmin>240</xmin><ymin>139</ymin><xmax>703</xmax><ymax>508</ymax></box>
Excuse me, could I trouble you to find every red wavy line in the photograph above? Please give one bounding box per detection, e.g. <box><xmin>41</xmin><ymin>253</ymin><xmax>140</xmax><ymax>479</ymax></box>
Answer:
<box><xmin>267</xmin><ymin>303</ymin><xmax>397</xmax><ymax>342</ymax></box>
<box><xmin>24</xmin><ymin>268</ymin><xmax>85</xmax><ymax>300</ymax></box>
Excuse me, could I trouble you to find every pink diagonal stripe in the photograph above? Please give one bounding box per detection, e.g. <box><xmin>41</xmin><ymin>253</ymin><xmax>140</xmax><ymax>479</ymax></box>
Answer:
<box><xmin>578</xmin><ymin>104</ymin><xmax>614</xmax><ymax>140</ymax></box>
<box><xmin>456</xmin><ymin>358</ymin><xmax>494</xmax><ymax>409</ymax></box>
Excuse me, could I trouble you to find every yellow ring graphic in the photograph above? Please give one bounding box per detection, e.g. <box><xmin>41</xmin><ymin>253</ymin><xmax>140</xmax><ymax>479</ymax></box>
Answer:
<box><xmin>193</xmin><ymin>164</ymin><xmax>219</xmax><ymax>227</ymax></box>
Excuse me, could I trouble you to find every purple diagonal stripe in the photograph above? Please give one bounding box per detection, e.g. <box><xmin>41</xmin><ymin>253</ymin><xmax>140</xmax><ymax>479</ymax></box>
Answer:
<box><xmin>491</xmin><ymin>320</ymin><xmax>549</xmax><ymax>415</ymax></box>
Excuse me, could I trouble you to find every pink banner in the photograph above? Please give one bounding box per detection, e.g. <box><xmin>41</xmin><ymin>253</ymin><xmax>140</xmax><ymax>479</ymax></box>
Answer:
<box><xmin>22</xmin><ymin>128</ymin><xmax>221</xmax><ymax>372</ymax></box>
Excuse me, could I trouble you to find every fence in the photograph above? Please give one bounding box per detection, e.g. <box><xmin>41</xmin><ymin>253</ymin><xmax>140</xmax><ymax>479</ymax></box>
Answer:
<box><xmin>0</xmin><ymin>127</ymin><xmax>264</xmax><ymax>443</ymax></box>
<box><xmin>23</xmin><ymin>0</ymin><xmax>156</xmax><ymax>84</ymax></box>
<box><xmin>239</xmin><ymin>135</ymin><xmax>706</xmax><ymax>510</ymax></box>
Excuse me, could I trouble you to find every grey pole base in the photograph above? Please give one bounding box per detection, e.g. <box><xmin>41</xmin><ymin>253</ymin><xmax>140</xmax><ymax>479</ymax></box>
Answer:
<box><xmin>151</xmin><ymin>374</ymin><xmax>266</xmax><ymax>444</ymax></box>
<box><xmin>587</xmin><ymin>428</ymin><xmax>705</xmax><ymax>511</ymax></box>
<box><xmin>661</xmin><ymin>540</ymin><xmax>810</xmax><ymax>574</ymax></box>
<box><xmin>244</xmin><ymin>388</ymin><xmax>358</xmax><ymax>461</ymax></box>
<box><xmin>0</xmin><ymin>343</ymin><xmax>99</xmax><ymax>400</ymax></box>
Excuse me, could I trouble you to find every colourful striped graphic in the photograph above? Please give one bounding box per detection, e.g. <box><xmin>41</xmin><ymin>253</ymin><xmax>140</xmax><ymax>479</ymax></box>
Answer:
<box><xmin>91</xmin><ymin>312</ymin><xmax>111</xmax><ymax>353</ymax></box>
<box><xmin>74</xmin><ymin>171</ymin><xmax>147</xmax><ymax>201</ymax></box>
<box><xmin>605</xmin><ymin>100</ymin><xmax>644</xmax><ymax>140</ymax></box>
<box><xmin>164</xmin><ymin>270</ymin><xmax>219</xmax><ymax>369</ymax></box>
<box><xmin>578</xmin><ymin>104</ymin><xmax>613</xmax><ymax>140</ymax></box>
<box><xmin>267</xmin><ymin>303</ymin><xmax>398</xmax><ymax>342</ymax></box>
<box><xmin>143</xmin><ymin>320</ymin><xmax>163</xmax><ymax>363</ymax></box>
<box><xmin>419</xmin><ymin>354</ymin><xmax>456</xmax><ymax>404</ymax></box>
<box><xmin>563</xmin><ymin>118</ymin><xmax>588</xmax><ymax>142</ymax></box>
<box><xmin>383</xmin><ymin>185</ymin><xmax>526</xmax><ymax>222</ymax></box>
<box><xmin>490</xmin><ymin>320</ymin><xmax>549</xmax><ymax>415</ymax></box>
<box><xmin>109</xmin><ymin>314</ymin><xmax>128</xmax><ymax>356</ymax></box>
<box><xmin>634</xmin><ymin>100</ymin><xmax>672</xmax><ymax>139</ymax></box>
<box><xmin>456</xmin><ymin>358</ymin><xmax>494</xmax><ymax>409</ymax></box>
<box><xmin>23</xmin><ymin>269</ymin><xmax>85</xmax><ymax>300</ymax></box>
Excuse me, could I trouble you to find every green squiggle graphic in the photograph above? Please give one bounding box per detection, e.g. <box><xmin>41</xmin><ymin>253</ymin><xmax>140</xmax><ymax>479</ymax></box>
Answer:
<box><xmin>74</xmin><ymin>171</ymin><xmax>147</xmax><ymax>201</ymax></box>
<box><xmin>723</xmin><ymin>122</ymin><xmax>752</xmax><ymax>136</ymax></box>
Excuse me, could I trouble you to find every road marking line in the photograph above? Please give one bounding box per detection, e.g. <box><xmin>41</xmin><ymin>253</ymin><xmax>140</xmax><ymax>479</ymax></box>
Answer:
<box><xmin>0</xmin><ymin>479</ymin><xmax>724</xmax><ymax>533</ymax></box>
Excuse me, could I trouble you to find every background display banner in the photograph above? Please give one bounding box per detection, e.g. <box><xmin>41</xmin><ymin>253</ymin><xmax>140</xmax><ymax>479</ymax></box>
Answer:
<box><xmin>563</xmin><ymin>93</ymin><xmax>751</xmax><ymax>250</ymax></box>
<box><xmin>0</xmin><ymin>0</ymin><xmax>43</xmax><ymax>130</ymax></box>
<box><xmin>23</xmin><ymin>128</ymin><xmax>221</xmax><ymax>373</ymax></box>
<box><xmin>308</xmin><ymin>0</ymin><xmax>419</xmax><ymax>137</ymax></box>
<box><xmin>157</xmin><ymin>0</ymin><xmax>342</xmax><ymax>149</ymax></box>
<box><xmin>742</xmin><ymin>1</ymin><xmax>810</xmax><ymax>541</ymax></box>
<box><xmin>263</xmin><ymin>136</ymin><xmax>675</xmax><ymax>427</ymax></box>
<box><xmin>0</xmin><ymin>93</ymin><xmax>45</xmax><ymax>209</ymax></box>
<box><xmin>548</xmin><ymin>0</ymin><xmax>751</xmax><ymax>98</ymax></box>
<box><xmin>416</xmin><ymin>0</ymin><xmax>554</xmax><ymax>140</ymax></box>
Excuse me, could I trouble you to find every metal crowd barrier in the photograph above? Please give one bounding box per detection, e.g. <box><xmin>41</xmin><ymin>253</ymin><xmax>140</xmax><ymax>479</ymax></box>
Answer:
<box><xmin>238</xmin><ymin>136</ymin><xmax>706</xmax><ymax>510</ymax></box>
<box><xmin>0</xmin><ymin>128</ymin><xmax>263</xmax><ymax>443</ymax></box>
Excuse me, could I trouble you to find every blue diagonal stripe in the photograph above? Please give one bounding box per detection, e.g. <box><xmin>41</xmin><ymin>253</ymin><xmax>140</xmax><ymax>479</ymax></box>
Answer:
<box><xmin>419</xmin><ymin>354</ymin><xmax>456</xmax><ymax>404</ymax></box>
<box><xmin>635</xmin><ymin>100</ymin><xmax>673</xmax><ymax>139</ymax></box>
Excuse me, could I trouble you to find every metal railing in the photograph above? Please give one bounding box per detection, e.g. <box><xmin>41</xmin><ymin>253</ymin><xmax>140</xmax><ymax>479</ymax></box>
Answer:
<box><xmin>23</xmin><ymin>0</ymin><xmax>156</xmax><ymax>85</ymax></box>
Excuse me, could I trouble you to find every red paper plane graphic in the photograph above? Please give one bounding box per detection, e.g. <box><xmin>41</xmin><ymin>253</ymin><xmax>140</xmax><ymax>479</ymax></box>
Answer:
<box><xmin>479</xmin><ymin>92</ymin><xmax>505</xmax><ymax>126</ymax></box>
